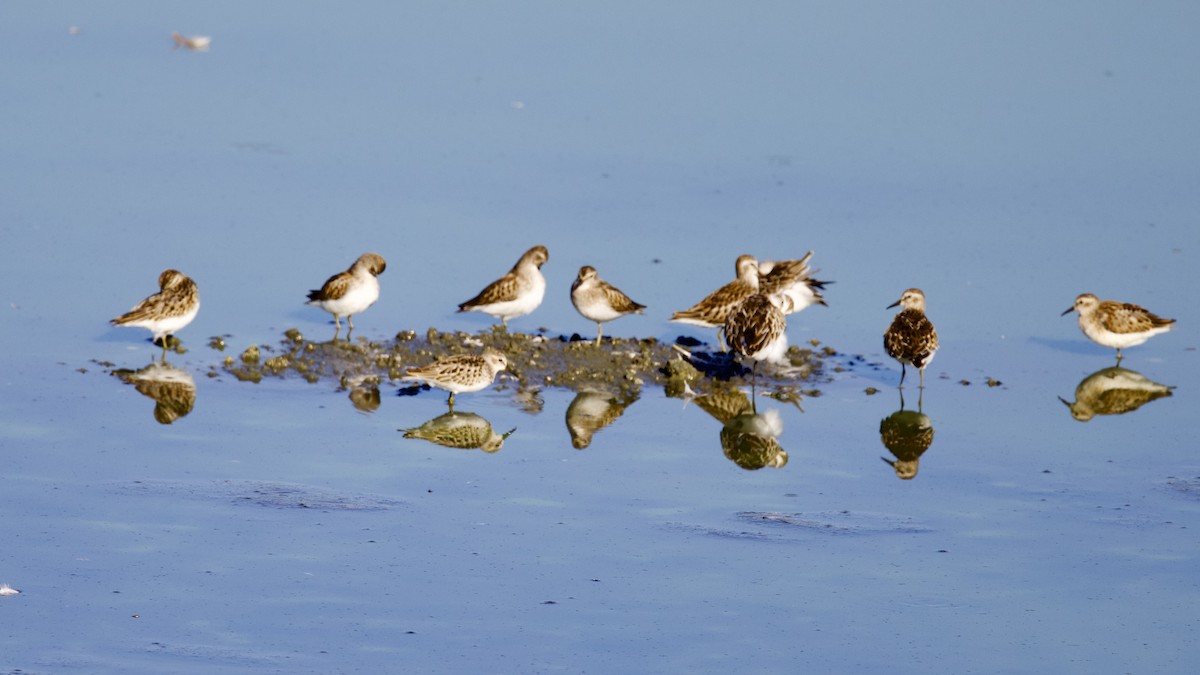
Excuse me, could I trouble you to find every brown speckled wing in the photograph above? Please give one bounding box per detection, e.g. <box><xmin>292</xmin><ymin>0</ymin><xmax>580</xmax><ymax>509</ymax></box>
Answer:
<box><xmin>602</xmin><ymin>281</ymin><xmax>645</xmax><ymax>314</ymax></box>
<box><xmin>725</xmin><ymin>294</ymin><xmax>784</xmax><ymax>358</ymax></box>
<box><xmin>758</xmin><ymin>253</ymin><xmax>814</xmax><ymax>294</ymax></box>
<box><xmin>1102</xmin><ymin>302</ymin><xmax>1175</xmax><ymax>334</ymax></box>
<box><xmin>459</xmin><ymin>272</ymin><xmax>520</xmax><ymax>310</ymax></box>
<box><xmin>884</xmin><ymin>310</ymin><xmax>938</xmax><ymax>367</ymax></box>
<box><xmin>310</xmin><ymin>271</ymin><xmax>352</xmax><ymax>302</ymax></box>
<box><xmin>672</xmin><ymin>280</ymin><xmax>756</xmax><ymax>326</ymax></box>
<box><xmin>113</xmin><ymin>278</ymin><xmax>198</xmax><ymax>324</ymax></box>
<box><xmin>409</xmin><ymin>354</ymin><xmax>484</xmax><ymax>382</ymax></box>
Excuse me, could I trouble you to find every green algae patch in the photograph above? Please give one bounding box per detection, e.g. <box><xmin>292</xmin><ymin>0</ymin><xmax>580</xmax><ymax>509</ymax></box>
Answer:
<box><xmin>216</xmin><ymin>328</ymin><xmax>831</xmax><ymax>399</ymax></box>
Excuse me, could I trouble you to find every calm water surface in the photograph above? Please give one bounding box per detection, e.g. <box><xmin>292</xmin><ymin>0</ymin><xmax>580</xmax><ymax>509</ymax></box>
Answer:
<box><xmin>3</xmin><ymin>2</ymin><xmax>1199</xmax><ymax>673</ymax></box>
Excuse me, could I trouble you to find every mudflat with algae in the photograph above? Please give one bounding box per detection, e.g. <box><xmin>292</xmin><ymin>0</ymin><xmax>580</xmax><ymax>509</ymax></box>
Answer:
<box><xmin>213</xmin><ymin>327</ymin><xmax>831</xmax><ymax>400</ymax></box>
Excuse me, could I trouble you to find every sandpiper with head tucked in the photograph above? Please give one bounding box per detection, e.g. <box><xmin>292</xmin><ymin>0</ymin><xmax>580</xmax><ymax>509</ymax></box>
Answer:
<box><xmin>1062</xmin><ymin>293</ymin><xmax>1175</xmax><ymax>361</ymax></box>
<box><xmin>457</xmin><ymin>245</ymin><xmax>549</xmax><ymax>330</ymax></box>
<box><xmin>111</xmin><ymin>269</ymin><xmax>200</xmax><ymax>357</ymax></box>
<box><xmin>306</xmin><ymin>252</ymin><xmax>386</xmax><ymax>337</ymax></box>
<box><xmin>671</xmin><ymin>254</ymin><xmax>760</xmax><ymax>350</ymax></box>
<box><xmin>884</xmin><ymin>288</ymin><xmax>938</xmax><ymax>388</ymax></box>
<box><xmin>570</xmin><ymin>266</ymin><xmax>646</xmax><ymax>345</ymax></box>
<box><xmin>403</xmin><ymin>348</ymin><xmax>509</xmax><ymax>411</ymax></box>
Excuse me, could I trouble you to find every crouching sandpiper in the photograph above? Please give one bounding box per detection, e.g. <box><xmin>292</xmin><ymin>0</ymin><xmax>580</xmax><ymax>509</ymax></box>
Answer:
<box><xmin>403</xmin><ymin>349</ymin><xmax>509</xmax><ymax>411</ymax></box>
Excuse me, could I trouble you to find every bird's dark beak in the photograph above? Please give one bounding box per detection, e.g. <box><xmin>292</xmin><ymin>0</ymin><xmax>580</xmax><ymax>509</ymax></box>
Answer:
<box><xmin>886</xmin><ymin>300</ymin><xmax>900</xmax><ymax>309</ymax></box>
<box><xmin>1060</xmin><ymin>307</ymin><xmax>1074</xmax><ymax>316</ymax></box>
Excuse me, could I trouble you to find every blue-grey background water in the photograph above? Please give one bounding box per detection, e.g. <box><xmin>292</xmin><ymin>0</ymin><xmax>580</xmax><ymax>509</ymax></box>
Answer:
<box><xmin>3</xmin><ymin>2</ymin><xmax>1199</xmax><ymax>672</ymax></box>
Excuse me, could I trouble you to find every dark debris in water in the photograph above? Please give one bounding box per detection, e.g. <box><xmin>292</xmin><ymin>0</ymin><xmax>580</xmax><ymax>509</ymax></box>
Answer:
<box><xmin>735</xmin><ymin>511</ymin><xmax>933</xmax><ymax>536</ymax></box>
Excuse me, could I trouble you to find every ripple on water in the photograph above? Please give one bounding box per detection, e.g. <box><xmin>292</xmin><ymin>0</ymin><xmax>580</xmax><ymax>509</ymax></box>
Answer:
<box><xmin>117</xmin><ymin>479</ymin><xmax>404</xmax><ymax>511</ymax></box>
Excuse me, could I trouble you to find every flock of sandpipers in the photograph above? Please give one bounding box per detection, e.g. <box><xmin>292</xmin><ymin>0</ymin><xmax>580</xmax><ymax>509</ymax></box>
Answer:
<box><xmin>110</xmin><ymin>246</ymin><xmax>1177</xmax><ymax>408</ymax></box>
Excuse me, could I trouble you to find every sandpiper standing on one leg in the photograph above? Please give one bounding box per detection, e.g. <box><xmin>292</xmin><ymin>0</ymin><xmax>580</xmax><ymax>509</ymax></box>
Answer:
<box><xmin>671</xmin><ymin>254</ymin><xmax>760</xmax><ymax>350</ymax></box>
<box><xmin>570</xmin><ymin>266</ymin><xmax>646</xmax><ymax>346</ymax></box>
<box><xmin>111</xmin><ymin>269</ymin><xmax>200</xmax><ymax>358</ymax></box>
<box><xmin>402</xmin><ymin>349</ymin><xmax>509</xmax><ymax>411</ymax></box>
<box><xmin>884</xmin><ymin>288</ymin><xmax>938</xmax><ymax>389</ymax></box>
<box><xmin>306</xmin><ymin>252</ymin><xmax>386</xmax><ymax>338</ymax></box>
<box><xmin>457</xmin><ymin>245</ymin><xmax>549</xmax><ymax>330</ymax></box>
<box><xmin>1062</xmin><ymin>293</ymin><xmax>1175</xmax><ymax>362</ymax></box>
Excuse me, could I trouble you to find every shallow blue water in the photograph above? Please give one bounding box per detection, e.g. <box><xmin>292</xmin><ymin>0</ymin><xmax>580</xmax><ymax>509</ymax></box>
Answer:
<box><xmin>3</xmin><ymin>2</ymin><xmax>1199</xmax><ymax>673</ymax></box>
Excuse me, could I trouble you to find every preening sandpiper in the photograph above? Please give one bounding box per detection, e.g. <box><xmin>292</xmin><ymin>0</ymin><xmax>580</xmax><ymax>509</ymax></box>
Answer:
<box><xmin>884</xmin><ymin>288</ymin><xmax>938</xmax><ymax>388</ymax></box>
<box><xmin>111</xmin><ymin>269</ymin><xmax>200</xmax><ymax>357</ymax></box>
<box><xmin>306</xmin><ymin>252</ymin><xmax>386</xmax><ymax>337</ymax></box>
<box><xmin>457</xmin><ymin>245</ymin><xmax>549</xmax><ymax>330</ymax></box>
<box><xmin>403</xmin><ymin>348</ymin><xmax>509</xmax><ymax>411</ymax></box>
<box><xmin>1062</xmin><ymin>293</ymin><xmax>1175</xmax><ymax>361</ymax></box>
<box><xmin>757</xmin><ymin>251</ymin><xmax>831</xmax><ymax>315</ymax></box>
<box><xmin>671</xmin><ymin>254</ymin><xmax>760</xmax><ymax>350</ymax></box>
<box><xmin>570</xmin><ymin>266</ymin><xmax>646</xmax><ymax>345</ymax></box>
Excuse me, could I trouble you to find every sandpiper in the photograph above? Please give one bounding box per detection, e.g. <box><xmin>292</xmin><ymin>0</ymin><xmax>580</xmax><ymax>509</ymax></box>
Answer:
<box><xmin>457</xmin><ymin>245</ymin><xmax>549</xmax><ymax>330</ymax></box>
<box><xmin>1062</xmin><ymin>293</ymin><xmax>1175</xmax><ymax>361</ymax></box>
<box><xmin>570</xmin><ymin>266</ymin><xmax>646</xmax><ymax>345</ymax></box>
<box><xmin>403</xmin><ymin>348</ymin><xmax>508</xmax><ymax>410</ymax></box>
<box><xmin>306</xmin><ymin>252</ymin><xmax>386</xmax><ymax>336</ymax></box>
<box><xmin>884</xmin><ymin>288</ymin><xmax>938</xmax><ymax>388</ymax></box>
<box><xmin>724</xmin><ymin>292</ymin><xmax>789</xmax><ymax>379</ymax></box>
<box><xmin>757</xmin><ymin>251</ymin><xmax>831</xmax><ymax>315</ymax></box>
<box><xmin>111</xmin><ymin>269</ymin><xmax>200</xmax><ymax>357</ymax></box>
<box><xmin>671</xmin><ymin>254</ymin><xmax>760</xmax><ymax>349</ymax></box>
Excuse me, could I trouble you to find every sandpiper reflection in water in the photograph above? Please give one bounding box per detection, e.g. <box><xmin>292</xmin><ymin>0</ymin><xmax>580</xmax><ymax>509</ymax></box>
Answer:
<box><xmin>402</xmin><ymin>411</ymin><xmax>515</xmax><ymax>453</ymax></box>
<box><xmin>565</xmin><ymin>390</ymin><xmax>638</xmax><ymax>449</ymax></box>
<box><xmin>113</xmin><ymin>361</ymin><xmax>197</xmax><ymax>424</ymax></box>
<box><xmin>880</xmin><ymin>389</ymin><xmax>934</xmax><ymax>480</ymax></box>
<box><xmin>719</xmin><ymin>407</ymin><xmax>788</xmax><ymax>470</ymax></box>
<box><xmin>1059</xmin><ymin>365</ymin><xmax>1174</xmax><ymax>422</ymax></box>
<box><xmin>348</xmin><ymin>383</ymin><xmax>381</xmax><ymax>413</ymax></box>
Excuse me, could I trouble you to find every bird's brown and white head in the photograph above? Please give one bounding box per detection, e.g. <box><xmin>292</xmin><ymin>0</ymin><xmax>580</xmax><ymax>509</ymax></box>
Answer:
<box><xmin>1062</xmin><ymin>293</ymin><xmax>1099</xmax><ymax>317</ymax></box>
<box><xmin>482</xmin><ymin>348</ymin><xmax>509</xmax><ymax>375</ymax></box>
<box><xmin>158</xmin><ymin>269</ymin><xmax>189</xmax><ymax>290</ymax></box>
<box><xmin>352</xmin><ymin>253</ymin><xmax>387</xmax><ymax>277</ymax></box>
<box><xmin>521</xmin><ymin>246</ymin><xmax>549</xmax><ymax>269</ymax></box>
<box><xmin>888</xmin><ymin>288</ymin><xmax>927</xmax><ymax>312</ymax></box>
<box><xmin>735</xmin><ymin>255</ymin><xmax>759</xmax><ymax>283</ymax></box>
